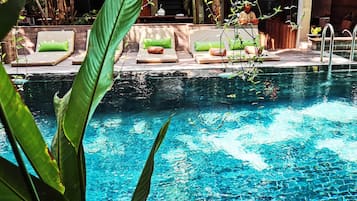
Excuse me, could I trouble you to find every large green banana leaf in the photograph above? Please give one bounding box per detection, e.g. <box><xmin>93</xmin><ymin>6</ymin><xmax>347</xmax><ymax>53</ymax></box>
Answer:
<box><xmin>50</xmin><ymin>138</ymin><xmax>85</xmax><ymax>201</ymax></box>
<box><xmin>0</xmin><ymin>0</ymin><xmax>25</xmax><ymax>40</ymax></box>
<box><xmin>132</xmin><ymin>118</ymin><xmax>171</xmax><ymax>201</ymax></box>
<box><xmin>0</xmin><ymin>0</ymin><xmax>64</xmax><ymax>198</ymax></box>
<box><xmin>51</xmin><ymin>91</ymin><xmax>86</xmax><ymax>200</ymax></box>
<box><xmin>62</xmin><ymin>0</ymin><xmax>142</xmax><ymax>151</ymax></box>
<box><xmin>0</xmin><ymin>63</ymin><xmax>64</xmax><ymax>194</ymax></box>
<box><xmin>0</xmin><ymin>157</ymin><xmax>67</xmax><ymax>201</ymax></box>
<box><xmin>50</xmin><ymin>0</ymin><xmax>141</xmax><ymax>200</ymax></box>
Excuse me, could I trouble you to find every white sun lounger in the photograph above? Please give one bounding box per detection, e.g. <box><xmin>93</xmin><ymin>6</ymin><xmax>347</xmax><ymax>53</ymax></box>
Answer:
<box><xmin>11</xmin><ymin>30</ymin><xmax>75</xmax><ymax>67</ymax></box>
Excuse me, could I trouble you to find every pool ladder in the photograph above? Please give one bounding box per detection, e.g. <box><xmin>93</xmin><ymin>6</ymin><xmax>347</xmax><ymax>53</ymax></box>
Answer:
<box><xmin>347</xmin><ymin>24</ymin><xmax>357</xmax><ymax>76</ymax></box>
<box><xmin>320</xmin><ymin>23</ymin><xmax>335</xmax><ymax>76</ymax></box>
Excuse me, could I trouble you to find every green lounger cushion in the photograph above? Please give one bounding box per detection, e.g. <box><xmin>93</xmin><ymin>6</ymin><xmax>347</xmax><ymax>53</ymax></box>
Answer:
<box><xmin>229</xmin><ymin>39</ymin><xmax>244</xmax><ymax>50</ymax></box>
<box><xmin>194</xmin><ymin>41</ymin><xmax>224</xmax><ymax>51</ymax></box>
<box><xmin>143</xmin><ymin>38</ymin><xmax>171</xmax><ymax>49</ymax></box>
<box><xmin>229</xmin><ymin>36</ymin><xmax>261</xmax><ymax>50</ymax></box>
<box><xmin>38</xmin><ymin>41</ymin><xmax>69</xmax><ymax>52</ymax></box>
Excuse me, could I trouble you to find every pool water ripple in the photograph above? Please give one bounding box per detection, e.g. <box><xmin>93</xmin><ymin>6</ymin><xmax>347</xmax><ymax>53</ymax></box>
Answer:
<box><xmin>1</xmin><ymin>68</ymin><xmax>357</xmax><ymax>200</ymax></box>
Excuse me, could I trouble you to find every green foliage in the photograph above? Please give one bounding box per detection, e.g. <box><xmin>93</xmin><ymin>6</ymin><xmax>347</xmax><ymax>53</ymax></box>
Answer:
<box><xmin>0</xmin><ymin>52</ymin><xmax>64</xmax><ymax>200</ymax></box>
<box><xmin>0</xmin><ymin>0</ymin><xmax>25</xmax><ymax>40</ymax></box>
<box><xmin>132</xmin><ymin>117</ymin><xmax>171</xmax><ymax>201</ymax></box>
<box><xmin>202</xmin><ymin>1</ymin><xmax>282</xmax><ymax>84</ymax></box>
<box><xmin>1</xmin><ymin>0</ymin><xmax>171</xmax><ymax>200</ymax></box>
<box><xmin>73</xmin><ymin>10</ymin><xmax>98</xmax><ymax>25</ymax></box>
<box><xmin>0</xmin><ymin>157</ymin><xmax>66</xmax><ymax>200</ymax></box>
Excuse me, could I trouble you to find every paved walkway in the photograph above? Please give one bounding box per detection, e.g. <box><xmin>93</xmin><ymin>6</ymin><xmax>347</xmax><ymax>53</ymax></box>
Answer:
<box><xmin>3</xmin><ymin>49</ymin><xmax>357</xmax><ymax>75</ymax></box>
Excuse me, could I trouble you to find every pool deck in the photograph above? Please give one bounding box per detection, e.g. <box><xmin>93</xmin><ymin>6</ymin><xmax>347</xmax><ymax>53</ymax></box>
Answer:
<box><xmin>3</xmin><ymin>49</ymin><xmax>357</xmax><ymax>75</ymax></box>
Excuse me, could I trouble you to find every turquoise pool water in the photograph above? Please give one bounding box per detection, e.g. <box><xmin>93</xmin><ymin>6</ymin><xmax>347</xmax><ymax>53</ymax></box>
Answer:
<box><xmin>1</xmin><ymin>66</ymin><xmax>357</xmax><ymax>200</ymax></box>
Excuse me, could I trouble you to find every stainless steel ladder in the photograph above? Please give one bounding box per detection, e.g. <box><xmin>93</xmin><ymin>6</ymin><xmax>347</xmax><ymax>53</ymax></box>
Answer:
<box><xmin>348</xmin><ymin>24</ymin><xmax>357</xmax><ymax>76</ymax></box>
<box><xmin>320</xmin><ymin>23</ymin><xmax>335</xmax><ymax>76</ymax></box>
<box><xmin>349</xmin><ymin>24</ymin><xmax>357</xmax><ymax>62</ymax></box>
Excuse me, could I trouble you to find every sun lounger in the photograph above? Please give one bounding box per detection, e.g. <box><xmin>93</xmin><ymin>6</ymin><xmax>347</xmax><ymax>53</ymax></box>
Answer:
<box><xmin>136</xmin><ymin>27</ymin><xmax>178</xmax><ymax>63</ymax></box>
<box><xmin>72</xmin><ymin>30</ymin><xmax>123</xmax><ymax>65</ymax></box>
<box><xmin>189</xmin><ymin>27</ymin><xmax>280</xmax><ymax>64</ymax></box>
<box><xmin>11</xmin><ymin>30</ymin><xmax>75</xmax><ymax>67</ymax></box>
<box><xmin>189</xmin><ymin>29</ymin><xmax>230</xmax><ymax>64</ymax></box>
<box><xmin>225</xmin><ymin>27</ymin><xmax>280</xmax><ymax>62</ymax></box>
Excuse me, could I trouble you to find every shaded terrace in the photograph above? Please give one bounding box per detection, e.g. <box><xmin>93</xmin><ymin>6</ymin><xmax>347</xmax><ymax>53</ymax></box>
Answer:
<box><xmin>2</xmin><ymin>24</ymin><xmax>357</xmax><ymax>75</ymax></box>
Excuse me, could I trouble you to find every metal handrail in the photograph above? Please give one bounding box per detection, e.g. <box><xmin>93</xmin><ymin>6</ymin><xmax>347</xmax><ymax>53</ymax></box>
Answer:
<box><xmin>342</xmin><ymin>29</ymin><xmax>352</xmax><ymax>37</ymax></box>
<box><xmin>347</xmin><ymin>24</ymin><xmax>357</xmax><ymax>76</ymax></box>
<box><xmin>349</xmin><ymin>24</ymin><xmax>357</xmax><ymax>62</ymax></box>
<box><xmin>320</xmin><ymin>23</ymin><xmax>335</xmax><ymax>69</ymax></box>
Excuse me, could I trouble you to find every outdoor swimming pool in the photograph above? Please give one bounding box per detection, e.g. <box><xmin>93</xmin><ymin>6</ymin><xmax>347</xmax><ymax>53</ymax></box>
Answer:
<box><xmin>1</xmin><ymin>66</ymin><xmax>357</xmax><ymax>200</ymax></box>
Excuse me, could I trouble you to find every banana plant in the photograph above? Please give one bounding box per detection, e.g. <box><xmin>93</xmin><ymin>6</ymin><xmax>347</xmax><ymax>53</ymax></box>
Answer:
<box><xmin>0</xmin><ymin>0</ymin><xmax>171</xmax><ymax>200</ymax></box>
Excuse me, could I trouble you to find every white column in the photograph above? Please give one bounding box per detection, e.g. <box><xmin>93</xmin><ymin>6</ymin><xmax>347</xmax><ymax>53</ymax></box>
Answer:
<box><xmin>296</xmin><ymin>0</ymin><xmax>312</xmax><ymax>48</ymax></box>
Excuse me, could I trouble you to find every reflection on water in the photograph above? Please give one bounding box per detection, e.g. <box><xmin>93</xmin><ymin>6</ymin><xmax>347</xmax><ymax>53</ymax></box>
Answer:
<box><xmin>20</xmin><ymin>66</ymin><xmax>357</xmax><ymax>115</ymax></box>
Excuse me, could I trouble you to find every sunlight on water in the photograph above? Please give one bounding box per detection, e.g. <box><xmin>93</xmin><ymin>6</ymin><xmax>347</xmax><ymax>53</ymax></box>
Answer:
<box><xmin>176</xmin><ymin>135</ymin><xmax>202</xmax><ymax>151</ymax></box>
<box><xmin>316</xmin><ymin>139</ymin><xmax>357</xmax><ymax>163</ymax></box>
<box><xmin>198</xmin><ymin>112</ymin><xmax>224</xmax><ymax>125</ymax></box>
<box><xmin>103</xmin><ymin>117</ymin><xmax>122</xmax><ymax>127</ymax></box>
<box><xmin>89</xmin><ymin>119</ymin><xmax>102</xmax><ymax>129</ymax></box>
<box><xmin>2</xmin><ymin>71</ymin><xmax>357</xmax><ymax>200</ymax></box>
<box><xmin>302</xmin><ymin>101</ymin><xmax>357</xmax><ymax>123</ymax></box>
<box><xmin>0</xmin><ymin>130</ymin><xmax>6</xmax><ymax>153</ymax></box>
<box><xmin>161</xmin><ymin>148</ymin><xmax>193</xmax><ymax>179</ymax></box>
<box><xmin>195</xmin><ymin>101</ymin><xmax>357</xmax><ymax>171</ymax></box>
<box><xmin>85</xmin><ymin>129</ymin><xmax>125</xmax><ymax>155</ymax></box>
<box><xmin>204</xmin><ymin>132</ymin><xmax>269</xmax><ymax>171</ymax></box>
<box><xmin>130</xmin><ymin>120</ymin><xmax>148</xmax><ymax>134</ymax></box>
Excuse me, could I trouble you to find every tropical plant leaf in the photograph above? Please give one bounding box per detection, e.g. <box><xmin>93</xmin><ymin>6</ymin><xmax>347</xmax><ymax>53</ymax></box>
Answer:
<box><xmin>132</xmin><ymin>117</ymin><xmax>172</xmax><ymax>201</ymax></box>
<box><xmin>0</xmin><ymin>157</ymin><xmax>67</xmax><ymax>201</ymax></box>
<box><xmin>49</xmin><ymin>0</ymin><xmax>141</xmax><ymax>199</ymax></box>
<box><xmin>0</xmin><ymin>60</ymin><xmax>64</xmax><ymax>193</ymax></box>
<box><xmin>51</xmin><ymin>91</ymin><xmax>86</xmax><ymax>200</ymax></box>
<box><xmin>62</xmin><ymin>0</ymin><xmax>142</xmax><ymax>152</ymax></box>
<box><xmin>0</xmin><ymin>0</ymin><xmax>25</xmax><ymax>40</ymax></box>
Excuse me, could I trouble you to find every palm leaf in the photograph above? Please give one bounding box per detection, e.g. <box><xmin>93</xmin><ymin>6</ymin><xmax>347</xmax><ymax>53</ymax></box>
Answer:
<box><xmin>0</xmin><ymin>0</ymin><xmax>25</xmax><ymax>40</ymax></box>
<box><xmin>0</xmin><ymin>54</ymin><xmax>64</xmax><ymax>194</ymax></box>
<box><xmin>62</xmin><ymin>0</ymin><xmax>142</xmax><ymax>152</ymax></box>
<box><xmin>132</xmin><ymin>118</ymin><xmax>171</xmax><ymax>201</ymax></box>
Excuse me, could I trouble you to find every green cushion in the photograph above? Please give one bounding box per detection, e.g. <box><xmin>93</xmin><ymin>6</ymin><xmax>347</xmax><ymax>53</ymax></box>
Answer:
<box><xmin>229</xmin><ymin>39</ymin><xmax>244</xmax><ymax>50</ymax></box>
<box><xmin>194</xmin><ymin>41</ymin><xmax>223</xmax><ymax>51</ymax></box>
<box><xmin>229</xmin><ymin>36</ymin><xmax>261</xmax><ymax>50</ymax></box>
<box><xmin>242</xmin><ymin>40</ymin><xmax>256</xmax><ymax>47</ymax></box>
<box><xmin>143</xmin><ymin>38</ymin><xmax>171</xmax><ymax>49</ymax></box>
<box><xmin>38</xmin><ymin>41</ymin><xmax>69</xmax><ymax>52</ymax></box>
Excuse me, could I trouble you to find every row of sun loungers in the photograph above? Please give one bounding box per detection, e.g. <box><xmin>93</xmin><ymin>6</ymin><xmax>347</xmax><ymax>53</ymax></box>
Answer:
<box><xmin>10</xmin><ymin>27</ymin><xmax>280</xmax><ymax>67</ymax></box>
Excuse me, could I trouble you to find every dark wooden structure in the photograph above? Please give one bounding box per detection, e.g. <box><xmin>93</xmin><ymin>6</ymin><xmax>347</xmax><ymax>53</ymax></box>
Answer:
<box><xmin>266</xmin><ymin>19</ymin><xmax>297</xmax><ymax>49</ymax></box>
